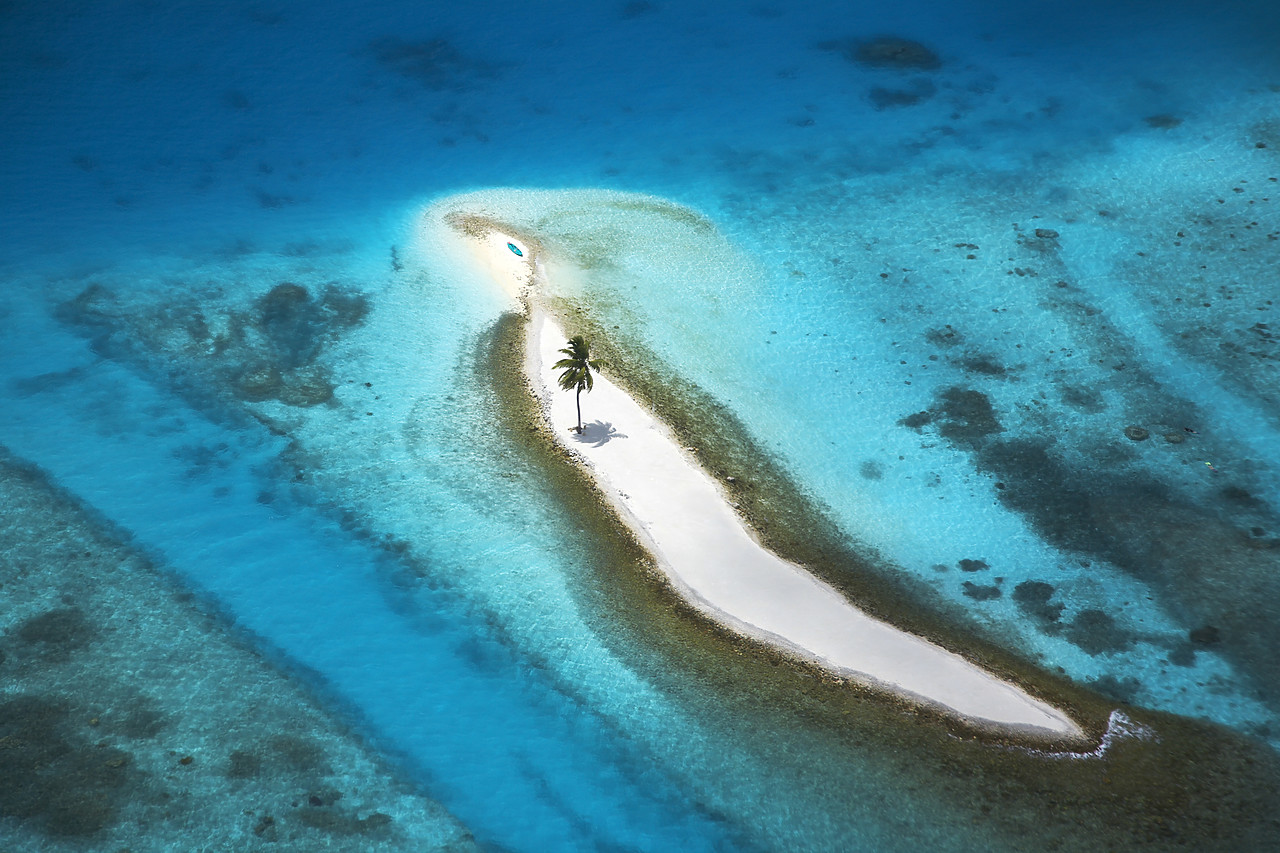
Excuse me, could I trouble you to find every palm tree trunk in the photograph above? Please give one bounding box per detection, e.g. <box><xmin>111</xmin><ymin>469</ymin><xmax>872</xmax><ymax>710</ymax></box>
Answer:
<box><xmin>575</xmin><ymin>386</ymin><xmax>583</xmax><ymax>432</ymax></box>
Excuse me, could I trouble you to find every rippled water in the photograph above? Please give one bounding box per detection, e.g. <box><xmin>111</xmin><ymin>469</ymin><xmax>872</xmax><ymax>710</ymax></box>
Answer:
<box><xmin>3</xmin><ymin>1</ymin><xmax>1279</xmax><ymax>850</ymax></box>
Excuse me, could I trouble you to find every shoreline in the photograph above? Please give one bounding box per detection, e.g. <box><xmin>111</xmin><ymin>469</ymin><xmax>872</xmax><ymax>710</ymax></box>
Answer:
<box><xmin>524</xmin><ymin>305</ymin><xmax>1082</xmax><ymax>740</ymax></box>
<box><xmin>433</xmin><ymin>197</ymin><xmax>1084</xmax><ymax>741</ymax></box>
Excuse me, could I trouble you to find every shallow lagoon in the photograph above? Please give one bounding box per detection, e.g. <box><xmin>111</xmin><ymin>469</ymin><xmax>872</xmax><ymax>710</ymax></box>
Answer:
<box><xmin>2</xmin><ymin>1</ymin><xmax>1280</xmax><ymax>850</ymax></box>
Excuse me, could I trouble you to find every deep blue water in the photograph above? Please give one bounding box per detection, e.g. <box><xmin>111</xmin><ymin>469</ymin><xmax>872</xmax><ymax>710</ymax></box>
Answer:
<box><xmin>3</xmin><ymin>1</ymin><xmax>1280</xmax><ymax>850</ymax></box>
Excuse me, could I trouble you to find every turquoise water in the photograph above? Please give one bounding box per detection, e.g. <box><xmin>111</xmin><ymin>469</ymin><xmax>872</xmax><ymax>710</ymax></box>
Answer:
<box><xmin>3</xmin><ymin>1</ymin><xmax>1280</xmax><ymax>850</ymax></box>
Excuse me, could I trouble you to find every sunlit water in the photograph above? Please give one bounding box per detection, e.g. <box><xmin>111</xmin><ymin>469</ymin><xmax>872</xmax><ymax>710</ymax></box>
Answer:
<box><xmin>3</xmin><ymin>1</ymin><xmax>1279</xmax><ymax>850</ymax></box>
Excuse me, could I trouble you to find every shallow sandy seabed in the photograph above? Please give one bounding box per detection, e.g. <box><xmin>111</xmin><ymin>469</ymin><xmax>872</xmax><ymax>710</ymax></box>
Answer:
<box><xmin>0</xmin><ymin>450</ymin><xmax>478</xmax><ymax>852</ymax></box>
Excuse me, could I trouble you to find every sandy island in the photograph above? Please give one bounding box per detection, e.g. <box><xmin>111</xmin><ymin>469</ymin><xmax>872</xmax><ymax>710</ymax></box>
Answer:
<box><xmin>434</xmin><ymin>196</ymin><xmax>1084</xmax><ymax>741</ymax></box>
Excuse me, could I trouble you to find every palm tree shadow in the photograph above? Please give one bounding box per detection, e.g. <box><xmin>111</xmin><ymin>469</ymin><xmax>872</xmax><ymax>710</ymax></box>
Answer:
<box><xmin>573</xmin><ymin>420</ymin><xmax>627</xmax><ymax>447</ymax></box>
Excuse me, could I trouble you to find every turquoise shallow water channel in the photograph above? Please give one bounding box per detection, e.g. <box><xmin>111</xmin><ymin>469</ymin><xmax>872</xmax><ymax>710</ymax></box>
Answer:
<box><xmin>3</xmin><ymin>1</ymin><xmax>1280</xmax><ymax>850</ymax></box>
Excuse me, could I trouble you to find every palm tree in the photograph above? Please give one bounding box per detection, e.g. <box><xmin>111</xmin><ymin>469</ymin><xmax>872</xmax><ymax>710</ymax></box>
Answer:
<box><xmin>553</xmin><ymin>335</ymin><xmax>603</xmax><ymax>433</ymax></box>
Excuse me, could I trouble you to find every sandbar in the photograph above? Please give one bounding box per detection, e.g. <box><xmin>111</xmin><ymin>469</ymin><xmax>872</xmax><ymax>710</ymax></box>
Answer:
<box><xmin>434</xmin><ymin>196</ymin><xmax>1084</xmax><ymax>740</ymax></box>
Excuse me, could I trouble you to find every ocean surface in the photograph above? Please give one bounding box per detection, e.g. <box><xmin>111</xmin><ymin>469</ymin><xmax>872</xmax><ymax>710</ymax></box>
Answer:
<box><xmin>3</xmin><ymin>1</ymin><xmax>1280</xmax><ymax>850</ymax></box>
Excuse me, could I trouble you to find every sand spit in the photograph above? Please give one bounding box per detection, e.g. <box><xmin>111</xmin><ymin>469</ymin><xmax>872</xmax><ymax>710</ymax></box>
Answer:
<box><xmin>431</xmin><ymin>190</ymin><xmax>1083</xmax><ymax>741</ymax></box>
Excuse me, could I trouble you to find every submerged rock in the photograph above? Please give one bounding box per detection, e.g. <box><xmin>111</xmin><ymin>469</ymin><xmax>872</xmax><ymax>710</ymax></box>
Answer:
<box><xmin>1124</xmin><ymin>425</ymin><xmax>1150</xmax><ymax>441</ymax></box>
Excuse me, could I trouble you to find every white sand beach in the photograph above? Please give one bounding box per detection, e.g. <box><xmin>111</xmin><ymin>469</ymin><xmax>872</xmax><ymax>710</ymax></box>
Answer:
<box><xmin>438</xmin><ymin>198</ymin><xmax>1083</xmax><ymax>740</ymax></box>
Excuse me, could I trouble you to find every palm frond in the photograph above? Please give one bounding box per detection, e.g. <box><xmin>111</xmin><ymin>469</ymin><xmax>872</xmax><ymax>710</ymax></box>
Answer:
<box><xmin>551</xmin><ymin>335</ymin><xmax>600</xmax><ymax>393</ymax></box>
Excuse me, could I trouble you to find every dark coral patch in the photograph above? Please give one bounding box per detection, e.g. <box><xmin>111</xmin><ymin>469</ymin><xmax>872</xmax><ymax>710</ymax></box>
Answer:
<box><xmin>268</xmin><ymin>734</ymin><xmax>328</xmax><ymax>773</ymax></box>
<box><xmin>235</xmin><ymin>365</ymin><xmax>282</xmax><ymax>402</ymax></box>
<box><xmin>899</xmin><ymin>387</ymin><xmax>1002</xmax><ymax>449</ymax></box>
<box><xmin>972</xmin><ymin>434</ymin><xmax>1280</xmax><ymax>710</ymax></box>
<box><xmin>1060</xmin><ymin>384</ymin><xmax>1105</xmax><ymax>413</ymax></box>
<box><xmin>56</xmin><ymin>280</ymin><xmax>368</xmax><ymax>410</ymax></box>
<box><xmin>830</xmin><ymin>36</ymin><xmax>942</xmax><ymax>71</ymax></box>
<box><xmin>1219</xmin><ymin>485</ymin><xmax>1262</xmax><ymax>508</ymax></box>
<box><xmin>117</xmin><ymin>702</ymin><xmax>166</xmax><ymax>740</ymax></box>
<box><xmin>620</xmin><ymin>1</ymin><xmax>657</xmax><ymax>19</ymax></box>
<box><xmin>956</xmin><ymin>355</ymin><xmax>1008</xmax><ymax>377</ymax></box>
<box><xmin>227</xmin><ymin>734</ymin><xmax>331</xmax><ymax>781</ymax></box>
<box><xmin>368</xmin><ymin>37</ymin><xmax>497</xmax><ymax>91</ymax></box>
<box><xmin>962</xmin><ymin>581</ymin><xmax>1002</xmax><ymax>601</ymax></box>
<box><xmin>16</xmin><ymin>607</ymin><xmax>95</xmax><ymax>653</ymax></box>
<box><xmin>936</xmin><ymin>387</ymin><xmax>1002</xmax><ymax>448</ymax></box>
<box><xmin>1190</xmin><ymin>625</ymin><xmax>1222</xmax><ymax>645</ymax></box>
<box><xmin>899</xmin><ymin>411</ymin><xmax>933</xmax><ymax>429</ymax></box>
<box><xmin>976</xmin><ymin>440</ymin><xmax>1115</xmax><ymax>555</ymax></box>
<box><xmin>256</xmin><ymin>282</ymin><xmax>367</xmax><ymax>371</ymax></box>
<box><xmin>869</xmin><ymin>80</ymin><xmax>936</xmax><ymax>109</ymax></box>
<box><xmin>0</xmin><ymin>695</ymin><xmax>135</xmax><ymax>837</ymax></box>
<box><xmin>226</xmin><ymin>748</ymin><xmax>262</xmax><ymax>779</ymax></box>
<box><xmin>925</xmin><ymin>325</ymin><xmax>963</xmax><ymax>348</ymax></box>
<box><xmin>1088</xmin><ymin>673</ymin><xmax>1142</xmax><ymax>703</ymax></box>
<box><xmin>297</xmin><ymin>807</ymin><xmax>393</xmax><ymax>836</ymax></box>
<box><xmin>1064</xmin><ymin>609</ymin><xmax>1133</xmax><ymax>656</ymax></box>
<box><xmin>1012</xmin><ymin>580</ymin><xmax>1064</xmax><ymax>625</ymax></box>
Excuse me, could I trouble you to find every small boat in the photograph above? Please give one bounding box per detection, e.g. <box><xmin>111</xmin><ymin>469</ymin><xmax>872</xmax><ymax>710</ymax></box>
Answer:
<box><xmin>507</xmin><ymin>242</ymin><xmax>523</xmax><ymax>257</ymax></box>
